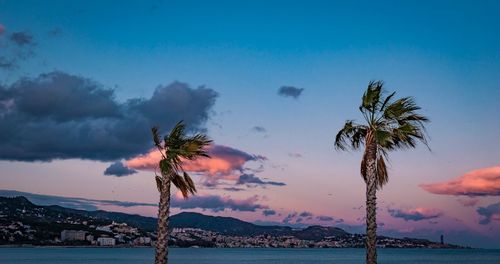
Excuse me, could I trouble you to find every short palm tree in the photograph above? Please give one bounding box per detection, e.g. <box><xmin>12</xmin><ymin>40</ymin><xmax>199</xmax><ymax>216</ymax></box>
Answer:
<box><xmin>151</xmin><ymin>121</ymin><xmax>212</xmax><ymax>264</ymax></box>
<box><xmin>334</xmin><ymin>81</ymin><xmax>429</xmax><ymax>264</ymax></box>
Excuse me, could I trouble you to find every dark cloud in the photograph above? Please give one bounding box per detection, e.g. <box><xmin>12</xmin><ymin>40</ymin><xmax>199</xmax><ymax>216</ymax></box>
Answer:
<box><xmin>0</xmin><ymin>189</ymin><xmax>156</xmax><ymax>211</ymax></box>
<box><xmin>221</xmin><ymin>187</ymin><xmax>245</xmax><ymax>192</ymax></box>
<box><xmin>236</xmin><ymin>174</ymin><xmax>286</xmax><ymax>186</ymax></box>
<box><xmin>299</xmin><ymin>211</ymin><xmax>313</xmax><ymax>217</ymax></box>
<box><xmin>10</xmin><ymin>31</ymin><xmax>35</xmax><ymax>46</ymax></box>
<box><xmin>0</xmin><ymin>72</ymin><xmax>218</xmax><ymax>162</ymax></box>
<box><xmin>251</xmin><ymin>126</ymin><xmax>266</xmax><ymax>133</ymax></box>
<box><xmin>208</xmin><ymin>144</ymin><xmax>263</xmax><ymax>162</ymax></box>
<box><xmin>104</xmin><ymin>162</ymin><xmax>138</xmax><ymax>177</ymax></box>
<box><xmin>388</xmin><ymin>208</ymin><xmax>442</xmax><ymax>222</ymax></box>
<box><xmin>0</xmin><ymin>57</ymin><xmax>15</xmax><ymax>70</ymax></box>
<box><xmin>171</xmin><ymin>194</ymin><xmax>267</xmax><ymax>212</ymax></box>
<box><xmin>477</xmin><ymin>202</ymin><xmax>500</xmax><ymax>225</ymax></box>
<box><xmin>0</xmin><ymin>30</ymin><xmax>36</xmax><ymax>71</ymax></box>
<box><xmin>316</xmin><ymin>215</ymin><xmax>334</xmax><ymax>221</ymax></box>
<box><xmin>262</xmin><ymin>209</ymin><xmax>276</xmax><ymax>216</ymax></box>
<box><xmin>278</xmin><ymin>86</ymin><xmax>304</xmax><ymax>98</ymax></box>
<box><xmin>8</xmin><ymin>73</ymin><xmax>120</xmax><ymax>121</ymax></box>
<box><xmin>282</xmin><ymin>212</ymin><xmax>298</xmax><ymax>224</ymax></box>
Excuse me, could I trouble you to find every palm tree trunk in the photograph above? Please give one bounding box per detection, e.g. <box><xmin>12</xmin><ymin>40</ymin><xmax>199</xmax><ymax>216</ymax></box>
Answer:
<box><xmin>365</xmin><ymin>144</ymin><xmax>378</xmax><ymax>264</ymax></box>
<box><xmin>155</xmin><ymin>178</ymin><xmax>171</xmax><ymax>264</ymax></box>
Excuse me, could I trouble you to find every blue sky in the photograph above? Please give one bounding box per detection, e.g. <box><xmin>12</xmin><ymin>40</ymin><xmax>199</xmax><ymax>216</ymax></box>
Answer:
<box><xmin>0</xmin><ymin>0</ymin><xmax>499</xmax><ymax>248</ymax></box>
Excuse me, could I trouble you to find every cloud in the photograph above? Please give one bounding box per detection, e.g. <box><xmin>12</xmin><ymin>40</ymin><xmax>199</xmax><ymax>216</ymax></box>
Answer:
<box><xmin>457</xmin><ymin>198</ymin><xmax>480</xmax><ymax>207</ymax></box>
<box><xmin>10</xmin><ymin>31</ymin><xmax>35</xmax><ymax>46</ymax></box>
<box><xmin>127</xmin><ymin>144</ymin><xmax>268</xmax><ymax>186</ymax></box>
<box><xmin>0</xmin><ymin>189</ymin><xmax>156</xmax><ymax>211</ymax></box>
<box><xmin>251</xmin><ymin>126</ymin><xmax>266</xmax><ymax>133</ymax></box>
<box><xmin>477</xmin><ymin>202</ymin><xmax>500</xmax><ymax>225</ymax></box>
<box><xmin>288</xmin><ymin>152</ymin><xmax>303</xmax><ymax>158</ymax></box>
<box><xmin>420</xmin><ymin>167</ymin><xmax>500</xmax><ymax>196</ymax></box>
<box><xmin>262</xmin><ymin>209</ymin><xmax>276</xmax><ymax>216</ymax></box>
<box><xmin>0</xmin><ymin>29</ymin><xmax>36</xmax><ymax>70</ymax></box>
<box><xmin>171</xmin><ymin>194</ymin><xmax>267</xmax><ymax>212</ymax></box>
<box><xmin>221</xmin><ymin>187</ymin><xmax>245</xmax><ymax>192</ymax></box>
<box><xmin>0</xmin><ymin>57</ymin><xmax>15</xmax><ymax>70</ymax></box>
<box><xmin>278</xmin><ymin>86</ymin><xmax>304</xmax><ymax>98</ymax></box>
<box><xmin>282</xmin><ymin>212</ymin><xmax>298</xmax><ymax>224</ymax></box>
<box><xmin>236</xmin><ymin>174</ymin><xmax>286</xmax><ymax>187</ymax></box>
<box><xmin>0</xmin><ymin>72</ymin><xmax>218</xmax><ymax>162</ymax></box>
<box><xmin>104</xmin><ymin>162</ymin><xmax>138</xmax><ymax>177</ymax></box>
<box><xmin>299</xmin><ymin>211</ymin><xmax>313</xmax><ymax>217</ymax></box>
<box><xmin>316</xmin><ymin>215</ymin><xmax>334</xmax><ymax>221</ymax></box>
<box><xmin>388</xmin><ymin>207</ymin><xmax>442</xmax><ymax>221</ymax></box>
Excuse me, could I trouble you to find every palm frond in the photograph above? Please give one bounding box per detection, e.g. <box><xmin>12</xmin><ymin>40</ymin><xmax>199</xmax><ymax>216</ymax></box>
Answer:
<box><xmin>183</xmin><ymin>172</ymin><xmax>197</xmax><ymax>195</ymax></box>
<box><xmin>170</xmin><ymin>172</ymin><xmax>196</xmax><ymax>199</ymax></box>
<box><xmin>376</xmin><ymin>155</ymin><xmax>388</xmax><ymax>189</ymax></box>
<box><xmin>361</xmin><ymin>80</ymin><xmax>383</xmax><ymax>112</ymax></box>
<box><xmin>151</xmin><ymin>126</ymin><xmax>162</xmax><ymax>149</ymax></box>
<box><xmin>152</xmin><ymin>120</ymin><xmax>210</xmax><ymax>199</ymax></box>
<box><xmin>155</xmin><ymin>175</ymin><xmax>163</xmax><ymax>192</ymax></box>
<box><xmin>334</xmin><ymin>121</ymin><xmax>367</xmax><ymax>151</ymax></box>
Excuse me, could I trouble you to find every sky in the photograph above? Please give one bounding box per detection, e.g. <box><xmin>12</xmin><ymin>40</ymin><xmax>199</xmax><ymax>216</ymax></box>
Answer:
<box><xmin>0</xmin><ymin>0</ymin><xmax>499</xmax><ymax>248</ymax></box>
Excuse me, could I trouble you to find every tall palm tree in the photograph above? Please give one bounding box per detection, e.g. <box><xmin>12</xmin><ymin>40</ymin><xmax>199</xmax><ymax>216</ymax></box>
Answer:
<box><xmin>151</xmin><ymin>121</ymin><xmax>212</xmax><ymax>264</ymax></box>
<box><xmin>334</xmin><ymin>81</ymin><xmax>429</xmax><ymax>264</ymax></box>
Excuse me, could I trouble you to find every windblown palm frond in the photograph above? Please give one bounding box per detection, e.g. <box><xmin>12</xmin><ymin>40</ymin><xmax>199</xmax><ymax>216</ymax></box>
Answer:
<box><xmin>335</xmin><ymin>81</ymin><xmax>429</xmax><ymax>189</ymax></box>
<box><xmin>152</xmin><ymin>121</ymin><xmax>212</xmax><ymax>198</ymax></box>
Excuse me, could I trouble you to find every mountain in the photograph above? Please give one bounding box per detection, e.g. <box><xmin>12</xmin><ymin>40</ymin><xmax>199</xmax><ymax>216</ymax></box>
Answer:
<box><xmin>170</xmin><ymin>212</ymin><xmax>294</xmax><ymax>236</ymax></box>
<box><xmin>294</xmin><ymin>225</ymin><xmax>348</xmax><ymax>241</ymax></box>
<box><xmin>40</xmin><ymin>204</ymin><xmax>345</xmax><ymax>238</ymax></box>
<box><xmin>46</xmin><ymin>204</ymin><xmax>158</xmax><ymax>231</ymax></box>
<box><xmin>0</xmin><ymin>196</ymin><xmax>339</xmax><ymax>238</ymax></box>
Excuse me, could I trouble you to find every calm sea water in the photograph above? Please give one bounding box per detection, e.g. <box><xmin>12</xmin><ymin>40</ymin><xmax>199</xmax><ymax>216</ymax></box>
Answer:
<box><xmin>1</xmin><ymin>248</ymin><xmax>499</xmax><ymax>264</ymax></box>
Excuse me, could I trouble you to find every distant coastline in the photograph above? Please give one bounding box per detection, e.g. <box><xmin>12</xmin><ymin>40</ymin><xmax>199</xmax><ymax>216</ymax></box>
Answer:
<box><xmin>1</xmin><ymin>196</ymin><xmax>467</xmax><ymax>249</ymax></box>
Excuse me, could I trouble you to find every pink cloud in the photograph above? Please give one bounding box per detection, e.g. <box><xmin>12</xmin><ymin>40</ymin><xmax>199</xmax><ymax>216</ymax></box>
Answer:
<box><xmin>126</xmin><ymin>144</ymin><xmax>265</xmax><ymax>186</ymax></box>
<box><xmin>420</xmin><ymin>167</ymin><xmax>500</xmax><ymax>196</ymax></box>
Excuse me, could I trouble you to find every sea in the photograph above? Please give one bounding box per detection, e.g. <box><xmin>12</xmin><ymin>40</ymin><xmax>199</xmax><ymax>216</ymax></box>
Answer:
<box><xmin>1</xmin><ymin>248</ymin><xmax>499</xmax><ymax>264</ymax></box>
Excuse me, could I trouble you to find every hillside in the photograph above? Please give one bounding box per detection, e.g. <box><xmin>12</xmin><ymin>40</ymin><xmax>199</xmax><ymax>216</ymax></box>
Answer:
<box><xmin>0</xmin><ymin>196</ymin><xmax>463</xmax><ymax>248</ymax></box>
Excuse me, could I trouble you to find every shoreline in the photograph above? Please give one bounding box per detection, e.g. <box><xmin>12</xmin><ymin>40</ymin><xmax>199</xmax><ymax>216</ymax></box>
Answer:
<box><xmin>0</xmin><ymin>245</ymin><xmax>477</xmax><ymax>249</ymax></box>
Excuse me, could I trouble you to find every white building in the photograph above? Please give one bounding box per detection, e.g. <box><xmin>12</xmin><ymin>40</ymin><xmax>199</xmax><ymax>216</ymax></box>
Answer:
<box><xmin>97</xmin><ymin>237</ymin><xmax>116</xmax><ymax>246</ymax></box>
<box><xmin>96</xmin><ymin>225</ymin><xmax>112</xmax><ymax>233</ymax></box>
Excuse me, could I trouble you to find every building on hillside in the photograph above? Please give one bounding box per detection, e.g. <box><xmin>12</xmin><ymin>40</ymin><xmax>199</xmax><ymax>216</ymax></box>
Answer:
<box><xmin>134</xmin><ymin>236</ymin><xmax>152</xmax><ymax>245</ymax></box>
<box><xmin>97</xmin><ymin>237</ymin><xmax>116</xmax><ymax>246</ymax></box>
<box><xmin>61</xmin><ymin>230</ymin><xmax>86</xmax><ymax>241</ymax></box>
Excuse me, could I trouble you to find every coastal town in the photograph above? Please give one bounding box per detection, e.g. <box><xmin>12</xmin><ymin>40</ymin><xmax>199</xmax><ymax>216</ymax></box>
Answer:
<box><xmin>0</xmin><ymin>196</ymin><xmax>461</xmax><ymax>249</ymax></box>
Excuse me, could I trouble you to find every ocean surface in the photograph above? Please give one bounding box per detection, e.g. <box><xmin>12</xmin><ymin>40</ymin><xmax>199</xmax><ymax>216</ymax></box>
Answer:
<box><xmin>1</xmin><ymin>248</ymin><xmax>499</xmax><ymax>264</ymax></box>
